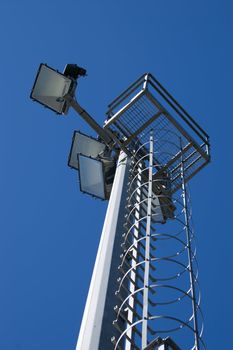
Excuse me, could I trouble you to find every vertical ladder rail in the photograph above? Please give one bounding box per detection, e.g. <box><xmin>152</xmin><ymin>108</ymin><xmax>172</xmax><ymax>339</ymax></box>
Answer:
<box><xmin>180</xmin><ymin>138</ymin><xmax>200</xmax><ymax>350</ymax></box>
<box><xmin>142</xmin><ymin>131</ymin><xmax>154</xmax><ymax>349</ymax></box>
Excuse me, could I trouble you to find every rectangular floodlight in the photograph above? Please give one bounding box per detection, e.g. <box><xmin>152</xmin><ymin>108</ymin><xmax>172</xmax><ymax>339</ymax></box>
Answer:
<box><xmin>30</xmin><ymin>64</ymin><xmax>73</xmax><ymax>114</ymax></box>
<box><xmin>68</xmin><ymin>131</ymin><xmax>106</xmax><ymax>170</ymax></box>
<box><xmin>78</xmin><ymin>154</ymin><xmax>105</xmax><ymax>199</ymax></box>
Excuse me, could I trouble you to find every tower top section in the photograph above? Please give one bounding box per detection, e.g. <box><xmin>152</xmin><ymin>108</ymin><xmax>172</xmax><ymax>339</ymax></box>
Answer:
<box><xmin>104</xmin><ymin>73</ymin><xmax>210</xmax><ymax>192</ymax></box>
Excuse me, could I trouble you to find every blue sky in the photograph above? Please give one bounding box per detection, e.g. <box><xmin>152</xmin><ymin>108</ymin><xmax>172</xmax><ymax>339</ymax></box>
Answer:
<box><xmin>0</xmin><ymin>0</ymin><xmax>232</xmax><ymax>349</ymax></box>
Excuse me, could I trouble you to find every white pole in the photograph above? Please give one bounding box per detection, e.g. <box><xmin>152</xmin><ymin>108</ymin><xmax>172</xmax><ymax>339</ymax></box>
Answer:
<box><xmin>75</xmin><ymin>152</ymin><xmax>128</xmax><ymax>350</ymax></box>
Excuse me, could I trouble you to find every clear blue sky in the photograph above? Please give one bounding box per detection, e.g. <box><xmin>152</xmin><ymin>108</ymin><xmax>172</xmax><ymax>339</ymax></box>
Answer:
<box><xmin>0</xmin><ymin>0</ymin><xmax>232</xmax><ymax>349</ymax></box>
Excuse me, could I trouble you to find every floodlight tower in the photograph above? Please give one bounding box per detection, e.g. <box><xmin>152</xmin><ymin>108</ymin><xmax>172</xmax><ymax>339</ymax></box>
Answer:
<box><xmin>30</xmin><ymin>65</ymin><xmax>210</xmax><ymax>350</ymax></box>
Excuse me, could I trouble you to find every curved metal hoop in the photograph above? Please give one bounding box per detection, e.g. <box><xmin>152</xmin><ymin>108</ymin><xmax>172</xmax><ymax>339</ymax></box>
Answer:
<box><xmin>113</xmin><ymin>130</ymin><xmax>205</xmax><ymax>349</ymax></box>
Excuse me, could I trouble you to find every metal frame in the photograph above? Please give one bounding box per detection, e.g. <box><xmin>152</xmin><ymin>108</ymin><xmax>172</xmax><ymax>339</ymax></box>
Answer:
<box><xmin>72</xmin><ymin>73</ymin><xmax>209</xmax><ymax>349</ymax></box>
<box><xmin>180</xmin><ymin>139</ymin><xmax>200</xmax><ymax>350</ymax></box>
<box><xmin>104</xmin><ymin>73</ymin><xmax>210</xmax><ymax>193</ymax></box>
<box><xmin>31</xmin><ymin>65</ymin><xmax>210</xmax><ymax>349</ymax></box>
<box><xmin>142</xmin><ymin>132</ymin><xmax>154</xmax><ymax>349</ymax></box>
<box><xmin>111</xmin><ymin>130</ymin><xmax>206</xmax><ymax>350</ymax></box>
<box><xmin>30</xmin><ymin>64</ymin><xmax>210</xmax><ymax>349</ymax></box>
<box><xmin>145</xmin><ymin>336</ymin><xmax>182</xmax><ymax>350</ymax></box>
<box><xmin>106</xmin><ymin>73</ymin><xmax>209</xmax><ymax>145</ymax></box>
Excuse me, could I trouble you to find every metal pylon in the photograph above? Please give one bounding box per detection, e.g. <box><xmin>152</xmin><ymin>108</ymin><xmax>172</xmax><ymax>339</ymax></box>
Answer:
<box><xmin>75</xmin><ymin>73</ymin><xmax>210</xmax><ymax>350</ymax></box>
<box><xmin>111</xmin><ymin>130</ymin><xmax>205</xmax><ymax>349</ymax></box>
<box><xmin>29</xmin><ymin>65</ymin><xmax>210</xmax><ymax>350</ymax></box>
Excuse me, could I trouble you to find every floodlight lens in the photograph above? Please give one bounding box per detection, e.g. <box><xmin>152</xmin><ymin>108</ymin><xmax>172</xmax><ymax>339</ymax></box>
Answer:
<box><xmin>31</xmin><ymin>64</ymin><xmax>72</xmax><ymax>114</ymax></box>
<box><xmin>68</xmin><ymin>131</ymin><xmax>106</xmax><ymax>170</ymax></box>
<box><xmin>78</xmin><ymin>155</ymin><xmax>105</xmax><ymax>199</ymax></box>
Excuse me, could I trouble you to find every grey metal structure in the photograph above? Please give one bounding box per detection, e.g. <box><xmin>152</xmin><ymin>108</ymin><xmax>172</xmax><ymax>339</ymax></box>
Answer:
<box><xmin>104</xmin><ymin>73</ymin><xmax>210</xmax><ymax>192</ymax></box>
<box><xmin>76</xmin><ymin>74</ymin><xmax>210</xmax><ymax>350</ymax></box>
<box><xmin>144</xmin><ymin>336</ymin><xmax>182</xmax><ymax>350</ymax></box>
<box><xmin>30</xmin><ymin>66</ymin><xmax>210</xmax><ymax>350</ymax></box>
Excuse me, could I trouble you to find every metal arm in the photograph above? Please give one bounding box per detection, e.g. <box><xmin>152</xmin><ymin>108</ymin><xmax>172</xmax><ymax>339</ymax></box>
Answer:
<box><xmin>64</xmin><ymin>94</ymin><xmax>113</xmax><ymax>146</ymax></box>
<box><xmin>65</xmin><ymin>94</ymin><xmax>133</xmax><ymax>158</ymax></box>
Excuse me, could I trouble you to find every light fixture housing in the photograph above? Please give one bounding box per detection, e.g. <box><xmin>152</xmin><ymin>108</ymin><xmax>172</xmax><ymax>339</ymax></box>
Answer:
<box><xmin>63</xmin><ymin>64</ymin><xmax>87</xmax><ymax>80</ymax></box>
<box><xmin>68</xmin><ymin>131</ymin><xmax>116</xmax><ymax>200</ymax></box>
<box><xmin>30</xmin><ymin>64</ymin><xmax>75</xmax><ymax>114</ymax></box>
<box><xmin>78</xmin><ymin>154</ymin><xmax>106</xmax><ymax>200</ymax></box>
<box><xmin>68</xmin><ymin>131</ymin><xmax>106</xmax><ymax>170</ymax></box>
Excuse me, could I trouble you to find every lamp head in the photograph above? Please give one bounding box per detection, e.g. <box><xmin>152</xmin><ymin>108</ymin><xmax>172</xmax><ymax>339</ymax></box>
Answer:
<box><xmin>30</xmin><ymin>63</ymin><xmax>87</xmax><ymax>115</ymax></box>
<box><xmin>63</xmin><ymin>64</ymin><xmax>87</xmax><ymax>80</ymax></box>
